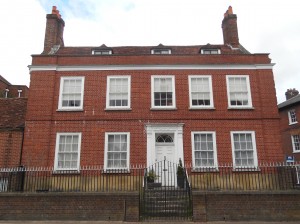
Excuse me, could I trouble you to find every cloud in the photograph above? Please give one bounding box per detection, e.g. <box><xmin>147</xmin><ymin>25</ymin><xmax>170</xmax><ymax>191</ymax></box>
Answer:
<box><xmin>0</xmin><ymin>0</ymin><xmax>299</xmax><ymax>103</ymax></box>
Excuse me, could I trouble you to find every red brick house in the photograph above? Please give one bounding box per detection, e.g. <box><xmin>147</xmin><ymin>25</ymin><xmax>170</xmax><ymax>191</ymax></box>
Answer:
<box><xmin>0</xmin><ymin>76</ymin><xmax>28</xmax><ymax>167</ymax></box>
<box><xmin>22</xmin><ymin>6</ymin><xmax>283</xmax><ymax>178</ymax></box>
<box><xmin>278</xmin><ymin>89</ymin><xmax>300</xmax><ymax>162</ymax></box>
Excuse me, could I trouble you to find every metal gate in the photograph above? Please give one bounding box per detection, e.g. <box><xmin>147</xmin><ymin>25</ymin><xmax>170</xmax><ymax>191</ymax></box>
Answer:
<box><xmin>140</xmin><ymin>159</ymin><xmax>193</xmax><ymax>221</ymax></box>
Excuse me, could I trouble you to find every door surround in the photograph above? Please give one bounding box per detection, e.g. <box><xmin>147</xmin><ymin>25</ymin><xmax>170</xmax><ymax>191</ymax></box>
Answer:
<box><xmin>145</xmin><ymin>123</ymin><xmax>184</xmax><ymax>167</ymax></box>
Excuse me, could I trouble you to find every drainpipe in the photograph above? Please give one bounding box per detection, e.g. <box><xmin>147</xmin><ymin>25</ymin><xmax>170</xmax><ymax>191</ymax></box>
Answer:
<box><xmin>19</xmin><ymin>127</ymin><xmax>25</xmax><ymax>166</ymax></box>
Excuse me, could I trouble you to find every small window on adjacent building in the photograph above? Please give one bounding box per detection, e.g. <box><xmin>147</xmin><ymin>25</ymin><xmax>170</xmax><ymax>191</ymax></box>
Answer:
<box><xmin>192</xmin><ymin>132</ymin><xmax>218</xmax><ymax>168</ymax></box>
<box><xmin>151</xmin><ymin>49</ymin><xmax>171</xmax><ymax>55</ymax></box>
<box><xmin>226</xmin><ymin>75</ymin><xmax>252</xmax><ymax>108</ymax></box>
<box><xmin>54</xmin><ymin>133</ymin><xmax>82</xmax><ymax>171</ymax></box>
<box><xmin>231</xmin><ymin>131</ymin><xmax>258</xmax><ymax>168</ymax></box>
<box><xmin>292</xmin><ymin>135</ymin><xmax>300</xmax><ymax>153</ymax></box>
<box><xmin>58</xmin><ymin>77</ymin><xmax>85</xmax><ymax>110</ymax></box>
<box><xmin>151</xmin><ymin>76</ymin><xmax>176</xmax><ymax>109</ymax></box>
<box><xmin>104</xmin><ymin>132</ymin><xmax>130</xmax><ymax>170</ymax></box>
<box><xmin>189</xmin><ymin>75</ymin><xmax>214</xmax><ymax>108</ymax></box>
<box><xmin>288</xmin><ymin>110</ymin><xmax>298</xmax><ymax>124</ymax></box>
<box><xmin>106</xmin><ymin>76</ymin><xmax>131</xmax><ymax>109</ymax></box>
<box><xmin>200</xmin><ymin>49</ymin><xmax>221</xmax><ymax>54</ymax></box>
<box><xmin>92</xmin><ymin>50</ymin><xmax>112</xmax><ymax>55</ymax></box>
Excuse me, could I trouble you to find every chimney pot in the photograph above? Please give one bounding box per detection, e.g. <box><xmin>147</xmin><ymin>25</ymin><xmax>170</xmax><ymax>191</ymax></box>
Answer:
<box><xmin>285</xmin><ymin>88</ymin><xmax>299</xmax><ymax>100</ymax></box>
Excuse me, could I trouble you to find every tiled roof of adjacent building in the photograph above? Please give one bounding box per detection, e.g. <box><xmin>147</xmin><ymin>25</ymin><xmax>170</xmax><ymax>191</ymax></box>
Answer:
<box><xmin>278</xmin><ymin>94</ymin><xmax>300</xmax><ymax>109</ymax></box>
<box><xmin>0</xmin><ymin>98</ymin><xmax>28</xmax><ymax>129</ymax></box>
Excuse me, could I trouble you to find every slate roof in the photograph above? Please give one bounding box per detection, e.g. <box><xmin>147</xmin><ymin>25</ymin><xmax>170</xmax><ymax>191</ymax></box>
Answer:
<box><xmin>278</xmin><ymin>94</ymin><xmax>300</xmax><ymax>109</ymax></box>
<box><xmin>0</xmin><ymin>75</ymin><xmax>11</xmax><ymax>85</ymax></box>
<box><xmin>0</xmin><ymin>98</ymin><xmax>27</xmax><ymax>129</ymax></box>
<box><xmin>54</xmin><ymin>43</ymin><xmax>250</xmax><ymax>55</ymax></box>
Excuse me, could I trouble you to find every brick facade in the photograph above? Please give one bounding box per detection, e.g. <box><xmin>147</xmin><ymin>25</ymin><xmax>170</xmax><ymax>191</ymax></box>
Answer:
<box><xmin>278</xmin><ymin>90</ymin><xmax>300</xmax><ymax>162</ymax></box>
<box><xmin>22</xmin><ymin>6</ymin><xmax>284</xmax><ymax>170</ymax></box>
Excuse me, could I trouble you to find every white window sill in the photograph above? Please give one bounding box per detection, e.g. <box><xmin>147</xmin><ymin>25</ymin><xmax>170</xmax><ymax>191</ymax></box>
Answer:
<box><xmin>192</xmin><ymin>167</ymin><xmax>219</xmax><ymax>172</ymax></box>
<box><xmin>228</xmin><ymin>107</ymin><xmax>255</xmax><ymax>110</ymax></box>
<box><xmin>293</xmin><ymin>151</ymin><xmax>300</xmax><ymax>154</ymax></box>
<box><xmin>53</xmin><ymin>170</ymin><xmax>80</xmax><ymax>174</ymax></box>
<box><xmin>103</xmin><ymin>169</ymin><xmax>130</xmax><ymax>174</ymax></box>
<box><xmin>150</xmin><ymin>107</ymin><xmax>177</xmax><ymax>111</ymax></box>
<box><xmin>233</xmin><ymin>167</ymin><xmax>259</xmax><ymax>172</ymax></box>
<box><xmin>57</xmin><ymin>108</ymin><xmax>84</xmax><ymax>112</ymax></box>
<box><xmin>189</xmin><ymin>107</ymin><xmax>215</xmax><ymax>110</ymax></box>
<box><xmin>105</xmin><ymin>108</ymin><xmax>132</xmax><ymax>111</ymax></box>
<box><xmin>289</xmin><ymin>122</ymin><xmax>298</xmax><ymax>125</ymax></box>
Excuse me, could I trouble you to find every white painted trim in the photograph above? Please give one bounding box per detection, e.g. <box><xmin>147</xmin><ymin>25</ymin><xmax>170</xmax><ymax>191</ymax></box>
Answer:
<box><xmin>58</xmin><ymin>76</ymin><xmax>85</xmax><ymax>110</ymax></box>
<box><xmin>104</xmin><ymin>132</ymin><xmax>130</xmax><ymax>170</ymax></box>
<box><xmin>151</xmin><ymin>75</ymin><xmax>176</xmax><ymax>109</ymax></box>
<box><xmin>288</xmin><ymin>110</ymin><xmax>298</xmax><ymax>125</ymax></box>
<box><xmin>291</xmin><ymin>135</ymin><xmax>300</xmax><ymax>153</ymax></box>
<box><xmin>226</xmin><ymin>75</ymin><xmax>253</xmax><ymax>108</ymax></box>
<box><xmin>230</xmin><ymin>131</ymin><xmax>258</xmax><ymax>168</ymax></box>
<box><xmin>106</xmin><ymin>75</ymin><xmax>131</xmax><ymax>110</ymax></box>
<box><xmin>54</xmin><ymin>132</ymin><xmax>82</xmax><ymax>171</ymax></box>
<box><xmin>145</xmin><ymin>123</ymin><xmax>184</xmax><ymax>167</ymax></box>
<box><xmin>28</xmin><ymin>64</ymin><xmax>275</xmax><ymax>72</ymax></box>
<box><xmin>191</xmin><ymin>131</ymin><xmax>218</xmax><ymax>168</ymax></box>
<box><xmin>188</xmin><ymin>75</ymin><xmax>214</xmax><ymax>109</ymax></box>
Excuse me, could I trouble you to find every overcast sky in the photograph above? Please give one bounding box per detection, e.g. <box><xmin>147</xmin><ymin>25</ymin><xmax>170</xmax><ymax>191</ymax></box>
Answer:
<box><xmin>0</xmin><ymin>0</ymin><xmax>299</xmax><ymax>103</ymax></box>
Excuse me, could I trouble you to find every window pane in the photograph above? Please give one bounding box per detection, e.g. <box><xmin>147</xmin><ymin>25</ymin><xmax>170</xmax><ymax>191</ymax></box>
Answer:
<box><xmin>228</xmin><ymin>77</ymin><xmax>250</xmax><ymax>107</ymax></box>
<box><xmin>61</xmin><ymin>78</ymin><xmax>83</xmax><ymax>109</ymax></box>
<box><xmin>233</xmin><ymin>133</ymin><xmax>256</xmax><ymax>167</ymax></box>
<box><xmin>106</xmin><ymin>134</ymin><xmax>128</xmax><ymax>169</ymax></box>
<box><xmin>190</xmin><ymin>77</ymin><xmax>211</xmax><ymax>107</ymax></box>
<box><xmin>193</xmin><ymin>133</ymin><xmax>215</xmax><ymax>167</ymax></box>
<box><xmin>108</xmin><ymin>77</ymin><xmax>129</xmax><ymax>107</ymax></box>
<box><xmin>56</xmin><ymin>134</ymin><xmax>80</xmax><ymax>170</ymax></box>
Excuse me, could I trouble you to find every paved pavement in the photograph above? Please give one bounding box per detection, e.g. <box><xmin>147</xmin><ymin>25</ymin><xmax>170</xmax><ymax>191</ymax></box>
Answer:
<box><xmin>0</xmin><ymin>221</ymin><xmax>299</xmax><ymax>224</ymax></box>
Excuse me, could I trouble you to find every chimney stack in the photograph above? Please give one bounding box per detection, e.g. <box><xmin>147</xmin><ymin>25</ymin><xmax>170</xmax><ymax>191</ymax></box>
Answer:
<box><xmin>43</xmin><ymin>6</ymin><xmax>65</xmax><ymax>54</ymax></box>
<box><xmin>222</xmin><ymin>6</ymin><xmax>239</xmax><ymax>47</ymax></box>
<box><xmin>285</xmin><ymin>88</ymin><xmax>299</xmax><ymax>100</ymax></box>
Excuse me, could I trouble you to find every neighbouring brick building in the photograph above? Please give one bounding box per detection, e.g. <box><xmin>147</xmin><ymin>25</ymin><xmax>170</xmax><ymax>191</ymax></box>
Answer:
<box><xmin>0</xmin><ymin>76</ymin><xmax>28</xmax><ymax>167</ymax></box>
<box><xmin>22</xmin><ymin>6</ymin><xmax>283</xmax><ymax>183</ymax></box>
<box><xmin>278</xmin><ymin>88</ymin><xmax>300</xmax><ymax>162</ymax></box>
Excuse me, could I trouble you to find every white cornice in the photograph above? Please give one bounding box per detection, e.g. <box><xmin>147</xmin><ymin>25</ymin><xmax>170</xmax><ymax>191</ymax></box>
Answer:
<box><xmin>28</xmin><ymin>64</ymin><xmax>275</xmax><ymax>72</ymax></box>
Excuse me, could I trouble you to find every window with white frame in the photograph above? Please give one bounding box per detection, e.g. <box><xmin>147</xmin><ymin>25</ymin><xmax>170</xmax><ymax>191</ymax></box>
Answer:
<box><xmin>151</xmin><ymin>49</ymin><xmax>171</xmax><ymax>54</ymax></box>
<box><xmin>200</xmin><ymin>49</ymin><xmax>221</xmax><ymax>54</ymax></box>
<box><xmin>192</xmin><ymin>132</ymin><xmax>218</xmax><ymax>168</ymax></box>
<box><xmin>151</xmin><ymin>76</ymin><xmax>176</xmax><ymax>109</ymax></box>
<box><xmin>292</xmin><ymin>135</ymin><xmax>300</xmax><ymax>153</ymax></box>
<box><xmin>92</xmin><ymin>50</ymin><xmax>112</xmax><ymax>55</ymax></box>
<box><xmin>231</xmin><ymin>131</ymin><xmax>258</xmax><ymax>168</ymax></box>
<box><xmin>58</xmin><ymin>77</ymin><xmax>84</xmax><ymax>110</ymax></box>
<box><xmin>106</xmin><ymin>76</ymin><xmax>131</xmax><ymax>109</ymax></box>
<box><xmin>288</xmin><ymin>110</ymin><xmax>298</xmax><ymax>124</ymax></box>
<box><xmin>189</xmin><ymin>76</ymin><xmax>214</xmax><ymax>108</ymax></box>
<box><xmin>104</xmin><ymin>133</ymin><xmax>130</xmax><ymax>170</ymax></box>
<box><xmin>226</xmin><ymin>75</ymin><xmax>252</xmax><ymax>108</ymax></box>
<box><xmin>54</xmin><ymin>133</ymin><xmax>82</xmax><ymax>171</ymax></box>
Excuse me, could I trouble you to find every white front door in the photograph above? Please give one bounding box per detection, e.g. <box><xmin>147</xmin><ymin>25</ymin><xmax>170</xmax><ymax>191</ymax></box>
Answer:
<box><xmin>155</xmin><ymin>134</ymin><xmax>176</xmax><ymax>186</ymax></box>
<box><xmin>145</xmin><ymin>123</ymin><xmax>184</xmax><ymax>186</ymax></box>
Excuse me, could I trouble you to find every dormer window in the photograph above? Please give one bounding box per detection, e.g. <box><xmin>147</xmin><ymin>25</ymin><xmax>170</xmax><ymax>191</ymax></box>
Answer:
<box><xmin>201</xmin><ymin>49</ymin><xmax>221</xmax><ymax>54</ymax></box>
<box><xmin>151</xmin><ymin>49</ymin><xmax>171</xmax><ymax>55</ymax></box>
<box><xmin>92</xmin><ymin>50</ymin><xmax>112</xmax><ymax>55</ymax></box>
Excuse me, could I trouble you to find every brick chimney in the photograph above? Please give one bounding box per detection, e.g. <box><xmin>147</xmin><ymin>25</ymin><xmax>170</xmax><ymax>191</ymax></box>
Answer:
<box><xmin>285</xmin><ymin>88</ymin><xmax>299</xmax><ymax>100</ymax></box>
<box><xmin>43</xmin><ymin>6</ymin><xmax>65</xmax><ymax>54</ymax></box>
<box><xmin>222</xmin><ymin>6</ymin><xmax>239</xmax><ymax>47</ymax></box>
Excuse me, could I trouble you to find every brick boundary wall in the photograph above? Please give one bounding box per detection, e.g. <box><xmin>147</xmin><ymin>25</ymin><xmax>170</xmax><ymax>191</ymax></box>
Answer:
<box><xmin>193</xmin><ymin>191</ymin><xmax>300</xmax><ymax>222</ymax></box>
<box><xmin>0</xmin><ymin>192</ymin><xmax>139</xmax><ymax>221</ymax></box>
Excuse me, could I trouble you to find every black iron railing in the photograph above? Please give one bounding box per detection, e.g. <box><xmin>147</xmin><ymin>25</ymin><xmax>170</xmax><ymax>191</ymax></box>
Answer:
<box><xmin>0</xmin><ymin>163</ymin><xmax>300</xmax><ymax>193</ymax></box>
<box><xmin>0</xmin><ymin>165</ymin><xmax>144</xmax><ymax>193</ymax></box>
